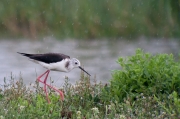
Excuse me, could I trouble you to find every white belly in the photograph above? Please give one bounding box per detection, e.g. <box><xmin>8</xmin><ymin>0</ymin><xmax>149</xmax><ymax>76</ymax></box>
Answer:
<box><xmin>37</xmin><ymin>59</ymin><xmax>70</xmax><ymax>72</ymax></box>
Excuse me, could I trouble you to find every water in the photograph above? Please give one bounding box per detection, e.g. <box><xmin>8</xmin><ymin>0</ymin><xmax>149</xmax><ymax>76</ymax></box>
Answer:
<box><xmin>0</xmin><ymin>37</ymin><xmax>179</xmax><ymax>87</ymax></box>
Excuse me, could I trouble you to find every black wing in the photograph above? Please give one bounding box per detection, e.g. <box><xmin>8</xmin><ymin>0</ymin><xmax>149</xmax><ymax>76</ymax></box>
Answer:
<box><xmin>17</xmin><ymin>52</ymin><xmax>70</xmax><ymax>64</ymax></box>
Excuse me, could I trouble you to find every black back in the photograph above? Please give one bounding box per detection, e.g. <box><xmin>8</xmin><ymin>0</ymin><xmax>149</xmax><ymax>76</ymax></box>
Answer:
<box><xmin>17</xmin><ymin>52</ymin><xmax>70</xmax><ymax>64</ymax></box>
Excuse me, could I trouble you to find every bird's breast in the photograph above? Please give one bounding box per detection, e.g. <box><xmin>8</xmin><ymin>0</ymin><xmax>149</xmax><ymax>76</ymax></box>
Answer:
<box><xmin>38</xmin><ymin>59</ymin><xmax>70</xmax><ymax>72</ymax></box>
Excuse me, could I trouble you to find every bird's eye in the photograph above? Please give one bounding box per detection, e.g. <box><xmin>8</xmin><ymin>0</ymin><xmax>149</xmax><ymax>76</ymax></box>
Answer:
<box><xmin>75</xmin><ymin>62</ymin><xmax>78</xmax><ymax>65</ymax></box>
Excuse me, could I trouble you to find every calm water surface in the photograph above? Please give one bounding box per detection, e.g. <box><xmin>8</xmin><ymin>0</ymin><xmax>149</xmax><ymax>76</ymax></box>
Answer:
<box><xmin>0</xmin><ymin>38</ymin><xmax>179</xmax><ymax>87</ymax></box>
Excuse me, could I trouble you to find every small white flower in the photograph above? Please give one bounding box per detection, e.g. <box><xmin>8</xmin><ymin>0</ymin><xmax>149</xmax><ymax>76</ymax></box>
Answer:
<box><xmin>76</xmin><ymin>111</ymin><xmax>81</xmax><ymax>119</ymax></box>
<box><xmin>91</xmin><ymin>107</ymin><xmax>99</xmax><ymax>114</ymax></box>
<box><xmin>119</xmin><ymin>114</ymin><xmax>126</xmax><ymax>119</ymax></box>
<box><xmin>19</xmin><ymin>105</ymin><xmax>25</xmax><ymax>111</ymax></box>
<box><xmin>0</xmin><ymin>115</ymin><xmax>4</xmax><ymax>119</ymax></box>
<box><xmin>76</xmin><ymin>111</ymin><xmax>81</xmax><ymax>115</ymax></box>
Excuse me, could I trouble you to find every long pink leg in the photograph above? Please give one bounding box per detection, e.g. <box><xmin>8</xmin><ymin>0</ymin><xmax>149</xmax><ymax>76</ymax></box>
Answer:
<box><xmin>42</xmin><ymin>73</ymin><xmax>64</xmax><ymax>101</ymax></box>
<box><xmin>37</xmin><ymin>70</ymin><xmax>50</xmax><ymax>103</ymax></box>
<box><xmin>42</xmin><ymin>71</ymin><xmax>64</xmax><ymax>102</ymax></box>
<box><xmin>37</xmin><ymin>70</ymin><xmax>64</xmax><ymax>103</ymax></box>
<box><xmin>43</xmin><ymin>70</ymin><xmax>50</xmax><ymax>103</ymax></box>
<box><xmin>43</xmin><ymin>82</ymin><xmax>64</xmax><ymax>101</ymax></box>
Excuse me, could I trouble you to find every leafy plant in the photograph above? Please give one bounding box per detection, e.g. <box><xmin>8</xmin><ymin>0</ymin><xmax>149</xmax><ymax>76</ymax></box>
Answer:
<box><xmin>110</xmin><ymin>49</ymin><xmax>180</xmax><ymax>102</ymax></box>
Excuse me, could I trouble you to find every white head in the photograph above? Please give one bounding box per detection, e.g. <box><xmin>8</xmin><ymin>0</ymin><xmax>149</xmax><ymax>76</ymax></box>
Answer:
<box><xmin>70</xmin><ymin>58</ymin><xmax>91</xmax><ymax>76</ymax></box>
<box><xmin>71</xmin><ymin>58</ymin><xmax>81</xmax><ymax>68</ymax></box>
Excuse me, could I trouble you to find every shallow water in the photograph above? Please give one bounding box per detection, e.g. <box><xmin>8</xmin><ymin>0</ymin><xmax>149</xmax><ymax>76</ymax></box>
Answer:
<box><xmin>0</xmin><ymin>37</ymin><xmax>179</xmax><ymax>87</ymax></box>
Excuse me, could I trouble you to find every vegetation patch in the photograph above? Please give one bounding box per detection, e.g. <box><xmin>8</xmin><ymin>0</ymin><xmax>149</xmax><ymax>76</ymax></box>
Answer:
<box><xmin>110</xmin><ymin>49</ymin><xmax>180</xmax><ymax>102</ymax></box>
<box><xmin>0</xmin><ymin>49</ymin><xmax>180</xmax><ymax>118</ymax></box>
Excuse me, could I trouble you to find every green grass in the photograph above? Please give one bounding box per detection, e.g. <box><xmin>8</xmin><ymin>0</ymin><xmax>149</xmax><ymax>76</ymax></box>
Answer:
<box><xmin>1</xmin><ymin>49</ymin><xmax>180</xmax><ymax>118</ymax></box>
<box><xmin>0</xmin><ymin>0</ymin><xmax>180</xmax><ymax>39</ymax></box>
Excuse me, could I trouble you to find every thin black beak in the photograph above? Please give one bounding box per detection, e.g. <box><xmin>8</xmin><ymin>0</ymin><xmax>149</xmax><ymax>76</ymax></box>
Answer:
<box><xmin>79</xmin><ymin>66</ymin><xmax>91</xmax><ymax>76</ymax></box>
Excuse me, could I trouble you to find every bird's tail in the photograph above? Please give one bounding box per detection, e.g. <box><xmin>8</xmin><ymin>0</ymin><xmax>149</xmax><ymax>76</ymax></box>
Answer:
<box><xmin>17</xmin><ymin>52</ymin><xmax>32</xmax><ymax>57</ymax></box>
<box><xmin>17</xmin><ymin>52</ymin><xmax>40</xmax><ymax>64</ymax></box>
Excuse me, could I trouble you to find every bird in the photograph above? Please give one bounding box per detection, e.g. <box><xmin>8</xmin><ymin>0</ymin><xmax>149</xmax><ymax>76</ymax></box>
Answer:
<box><xmin>17</xmin><ymin>52</ymin><xmax>91</xmax><ymax>103</ymax></box>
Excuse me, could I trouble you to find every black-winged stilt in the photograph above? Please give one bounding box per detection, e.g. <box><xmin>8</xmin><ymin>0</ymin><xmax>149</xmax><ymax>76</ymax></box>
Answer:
<box><xmin>17</xmin><ymin>52</ymin><xmax>91</xmax><ymax>103</ymax></box>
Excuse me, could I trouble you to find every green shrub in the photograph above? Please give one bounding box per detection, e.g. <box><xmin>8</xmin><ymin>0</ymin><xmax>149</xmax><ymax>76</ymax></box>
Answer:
<box><xmin>110</xmin><ymin>49</ymin><xmax>180</xmax><ymax>102</ymax></box>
